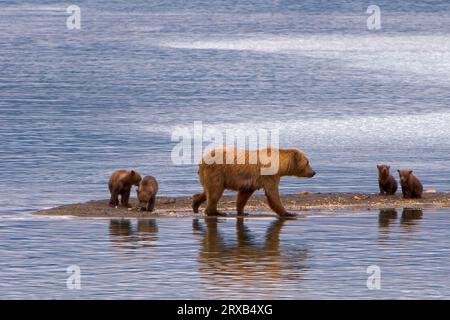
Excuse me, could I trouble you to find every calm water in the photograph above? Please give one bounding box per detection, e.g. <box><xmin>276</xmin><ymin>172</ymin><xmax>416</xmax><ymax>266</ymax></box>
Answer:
<box><xmin>1</xmin><ymin>209</ymin><xmax>449</xmax><ymax>299</ymax></box>
<box><xmin>1</xmin><ymin>1</ymin><xmax>450</xmax><ymax>299</ymax></box>
<box><xmin>1</xmin><ymin>1</ymin><xmax>450</xmax><ymax>212</ymax></box>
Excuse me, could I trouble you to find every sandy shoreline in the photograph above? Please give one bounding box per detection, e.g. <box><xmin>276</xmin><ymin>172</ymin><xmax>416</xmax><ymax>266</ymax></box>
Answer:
<box><xmin>32</xmin><ymin>192</ymin><xmax>450</xmax><ymax>218</ymax></box>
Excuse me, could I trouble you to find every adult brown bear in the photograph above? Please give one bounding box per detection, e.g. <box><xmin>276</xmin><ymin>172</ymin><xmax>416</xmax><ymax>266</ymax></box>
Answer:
<box><xmin>192</xmin><ymin>147</ymin><xmax>316</xmax><ymax>217</ymax></box>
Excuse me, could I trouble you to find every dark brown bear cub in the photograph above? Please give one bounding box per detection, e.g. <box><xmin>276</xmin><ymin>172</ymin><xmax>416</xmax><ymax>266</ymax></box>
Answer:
<box><xmin>398</xmin><ymin>169</ymin><xmax>423</xmax><ymax>199</ymax></box>
<box><xmin>377</xmin><ymin>164</ymin><xmax>398</xmax><ymax>195</ymax></box>
<box><xmin>108</xmin><ymin>170</ymin><xmax>142</xmax><ymax>208</ymax></box>
<box><xmin>137</xmin><ymin>176</ymin><xmax>158</xmax><ymax>212</ymax></box>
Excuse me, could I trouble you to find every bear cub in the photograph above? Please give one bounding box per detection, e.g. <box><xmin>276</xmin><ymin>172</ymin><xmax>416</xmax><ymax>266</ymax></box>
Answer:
<box><xmin>137</xmin><ymin>176</ymin><xmax>159</xmax><ymax>212</ymax></box>
<box><xmin>109</xmin><ymin>170</ymin><xmax>142</xmax><ymax>208</ymax></box>
<box><xmin>398</xmin><ymin>169</ymin><xmax>423</xmax><ymax>199</ymax></box>
<box><xmin>377</xmin><ymin>164</ymin><xmax>398</xmax><ymax>195</ymax></box>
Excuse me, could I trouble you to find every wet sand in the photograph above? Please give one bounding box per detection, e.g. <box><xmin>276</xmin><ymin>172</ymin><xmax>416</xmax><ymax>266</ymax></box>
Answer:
<box><xmin>32</xmin><ymin>192</ymin><xmax>450</xmax><ymax>218</ymax></box>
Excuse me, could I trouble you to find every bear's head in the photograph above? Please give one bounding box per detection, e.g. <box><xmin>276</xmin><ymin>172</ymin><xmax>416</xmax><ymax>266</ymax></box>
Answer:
<box><xmin>136</xmin><ymin>184</ymin><xmax>153</xmax><ymax>209</ymax></box>
<box><xmin>290</xmin><ymin>149</ymin><xmax>316</xmax><ymax>178</ymax></box>
<box><xmin>129</xmin><ymin>170</ymin><xmax>142</xmax><ymax>186</ymax></box>
<box><xmin>397</xmin><ymin>169</ymin><xmax>413</xmax><ymax>184</ymax></box>
<box><xmin>377</xmin><ymin>164</ymin><xmax>391</xmax><ymax>179</ymax></box>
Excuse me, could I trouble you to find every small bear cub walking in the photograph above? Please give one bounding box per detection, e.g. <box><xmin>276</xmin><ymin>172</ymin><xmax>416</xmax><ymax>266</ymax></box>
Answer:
<box><xmin>377</xmin><ymin>164</ymin><xmax>398</xmax><ymax>195</ymax></box>
<box><xmin>137</xmin><ymin>176</ymin><xmax>159</xmax><ymax>212</ymax></box>
<box><xmin>109</xmin><ymin>170</ymin><xmax>142</xmax><ymax>208</ymax></box>
<box><xmin>398</xmin><ymin>169</ymin><xmax>423</xmax><ymax>199</ymax></box>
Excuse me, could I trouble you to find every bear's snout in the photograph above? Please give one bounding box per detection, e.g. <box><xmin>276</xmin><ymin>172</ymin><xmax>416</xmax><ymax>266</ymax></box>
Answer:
<box><xmin>307</xmin><ymin>170</ymin><xmax>316</xmax><ymax>178</ymax></box>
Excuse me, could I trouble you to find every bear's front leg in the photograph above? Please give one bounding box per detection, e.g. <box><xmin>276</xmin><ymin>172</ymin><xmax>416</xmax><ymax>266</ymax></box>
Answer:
<box><xmin>121</xmin><ymin>188</ymin><xmax>131</xmax><ymax>207</ymax></box>
<box><xmin>379</xmin><ymin>182</ymin><xmax>385</xmax><ymax>195</ymax></box>
<box><xmin>403</xmin><ymin>190</ymin><xmax>412</xmax><ymax>199</ymax></box>
<box><xmin>401</xmin><ymin>188</ymin><xmax>407</xmax><ymax>198</ymax></box>
<box><xmin>204</xmin><ymin>187</ymin><xmax>226</xmax><ymax>216</ymax></box>
<box><xmin>146</xmin><ymin>195</ymin><xmax>156</xmax><ymax>212</ymax></box>
<box><xmin>263</xmin><ymin>184</ymin><xmax>295</xmax><ymax>217</ymax></box>
<box><xmin>236</xmin><ymin>189</ymin><xmax>255</xmax><ymax>216</ymax></box>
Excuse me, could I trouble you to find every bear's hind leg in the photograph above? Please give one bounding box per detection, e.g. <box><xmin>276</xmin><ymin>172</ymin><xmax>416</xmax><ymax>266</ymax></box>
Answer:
<box><xmin>192</xmin><ymin>192</ymin><xmax>207</xmax><ymax>213</ymax></box>
<box><xmin>109</xmin><ymin>188</ymin><xmax>120</xmax><ymax>207</ymax></box>
<box><xmin>412</xmin><ymin>191</ymin><xmax>422</xmax><ymax>199</ymax></box>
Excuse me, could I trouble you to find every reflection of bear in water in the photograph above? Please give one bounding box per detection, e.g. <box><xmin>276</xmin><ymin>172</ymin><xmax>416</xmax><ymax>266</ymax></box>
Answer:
<box><xmin>109</xmin><ymin>219</ymin><xmax>158</xmax><ymax>249</ymax></box>
<box><xmin>378</xmin><ymin>208</ymin><xmax>424</xmax><ymax>241</ymax></box>
<box><xmin>378</xmin><ymin>208</ymin><xmax>398</xmax><ymax>228</ymax></box>
<box><xmin>192</xmin><ymin>218</ymin><xmax>308</xmax><ymax>292</ymax></box>
<box><xmin>401</xmin><ymin>208</ymin><xmax>423</xmax><ymax>227</ymax></box>
<box><xmin>378</xmin><ymin>208</ymin><xmax>399</xmax><ymax>243</ymax></box>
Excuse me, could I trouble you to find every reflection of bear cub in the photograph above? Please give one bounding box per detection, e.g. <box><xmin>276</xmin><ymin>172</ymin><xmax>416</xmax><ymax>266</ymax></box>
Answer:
<box><xmin>398</xmin><ymin>169</ymin><xmax>423</xmax><ymax>199</ymax></box>
<box><xmin>192</xmin><ymin>147</ymin><xmax>316</xmax><ymax>217</ymax></box>
<box><xmin>108</xmin><ymin>170</ymin><xmax>142</xmax><ymax>207</ymax></box>
<box><xmin>377</xmin><ymin>164</ymin><xmax>397</xmax><ymax>195</ymax></box>
<box><xmin>137</xmin><ymin>176</ymin><xmax>158</xmax><ymax>212</ymax></box>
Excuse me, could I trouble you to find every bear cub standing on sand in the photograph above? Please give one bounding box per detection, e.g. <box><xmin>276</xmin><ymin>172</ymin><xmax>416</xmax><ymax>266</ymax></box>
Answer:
<box><xmin>377</xmin><ymin>164</ymin><xmax>398</xmax><ymax>195</ymax></box>
<box><xmin>192</xmin><ymin>147</ymin><xmax>316</xmax><ymax>217</ymax></box>
<box><xmin>398</xmin><ymin>169</ymin><xmax>423</xmax><ymax>199</ymax></box>
<box><xmin>109</xmin><ymin>170</ymin><xmax>142</xmax><ymax>208</ymax></box>
<box><xmin>137</xmin><ymin>176</ymin><xmax>159</xmax><ymax>212</ymax></box>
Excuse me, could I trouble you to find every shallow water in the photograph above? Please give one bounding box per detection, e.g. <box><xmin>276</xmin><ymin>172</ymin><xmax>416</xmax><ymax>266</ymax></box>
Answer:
<box><xmin>0</xmin><ymin>209</ymin><xmax>449</xmax><ymax>299</ymax></box>
<box><xmin>1</xmin><ymin>1</ymin><xmax>450</xmax><ymax>213</ymax></box>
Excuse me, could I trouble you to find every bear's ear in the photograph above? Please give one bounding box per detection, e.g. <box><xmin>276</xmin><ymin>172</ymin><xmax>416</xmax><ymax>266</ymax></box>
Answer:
<box><xmin>294</xmin><ymin>150</ymin><xmax>303</xmax><ymax>163</ymax></box>
<box><xmin>377</xmin><ymin>165</ymin><xmax>381</xmax><ymax>169</ymax></box>
<box><xmin>397</xmin><ymin>169</ymin><xmax>401</xmax><ymax>173</ymax></box>
<box><xmin>409</xmin><ymin>170</ymin><xmax>413</xmax><ymax>174</ymax></box>
<box><xmin>130</xmin><ymin>170</ymin><xmax>136</xmax><ymax>176</ymax></box>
